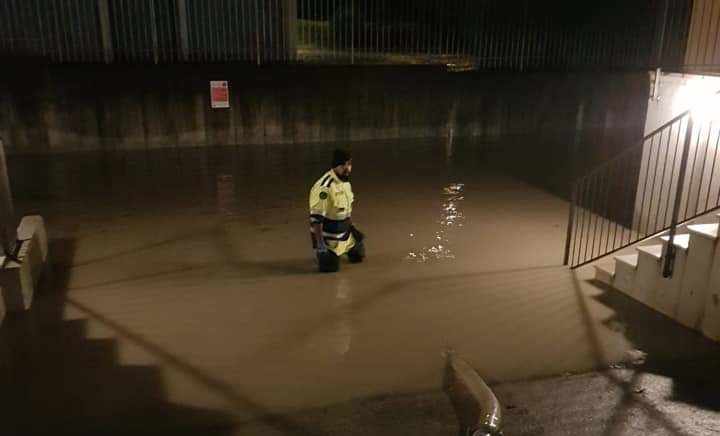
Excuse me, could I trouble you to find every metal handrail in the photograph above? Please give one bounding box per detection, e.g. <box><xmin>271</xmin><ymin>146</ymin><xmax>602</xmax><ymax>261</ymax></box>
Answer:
<box><xmin>564</xmin><ymin>89</ymin><xmax>720</xmax><ymax>268</ymax></box>
<box><xmin>575</xmin><ymin>90</ymin><xmax>720</xmax><ymax>185</ymax></box>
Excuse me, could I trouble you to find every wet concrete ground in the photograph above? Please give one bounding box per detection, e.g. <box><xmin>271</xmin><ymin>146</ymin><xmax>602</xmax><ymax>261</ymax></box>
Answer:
<box><xmin>4</xmin><ymin>139</ymin><xmax>720</xmax><ymax>435</ymax></box>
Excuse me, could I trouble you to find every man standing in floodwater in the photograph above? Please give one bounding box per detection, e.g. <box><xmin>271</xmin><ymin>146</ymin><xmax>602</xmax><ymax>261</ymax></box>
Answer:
<box><xmin>309</xmin><ymin>149</ymin><xmax>365</xmax><ymax>272</ymax></box>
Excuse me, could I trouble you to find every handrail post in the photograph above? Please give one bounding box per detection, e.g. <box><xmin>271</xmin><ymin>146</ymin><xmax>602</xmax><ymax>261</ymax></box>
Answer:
<box><xmin>663</xmin><ymin>115</ymin><xmax>694</xmax><ymax>278</ymax></box>
<box><xmin>563</xmin><ymin>181</ymin><xmax>577</xmax><ymax>266</ymax></box>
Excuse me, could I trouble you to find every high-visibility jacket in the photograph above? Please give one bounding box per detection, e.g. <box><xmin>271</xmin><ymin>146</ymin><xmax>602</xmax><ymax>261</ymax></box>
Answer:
<box><xmin>309</xmin><ymin>169</ymin><xmax>356</xmax><ymax>256</ymax></box>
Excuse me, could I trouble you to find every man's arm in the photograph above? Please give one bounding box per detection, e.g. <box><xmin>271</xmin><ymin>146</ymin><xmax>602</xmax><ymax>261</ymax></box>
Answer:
<box><xmin>310</xmin><ymin>186</ymin><xmax>331</xmax><ymax>252</ymax></box>
<box><xmin>312</xmin><ymin>222</ymin><xmax>327</xmax><ymax>252</ymax></box>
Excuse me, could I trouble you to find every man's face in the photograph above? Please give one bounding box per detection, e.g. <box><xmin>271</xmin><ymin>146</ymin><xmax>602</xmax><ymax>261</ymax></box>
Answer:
<box><xmin>336</xmin><ymin>160</ymin><xmax>352</xmax><ymax>179</ymax></box>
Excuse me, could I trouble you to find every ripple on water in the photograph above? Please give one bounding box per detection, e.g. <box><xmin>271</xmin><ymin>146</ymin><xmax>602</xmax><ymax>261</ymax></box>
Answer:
<box><xmin>407</xmin><ymin>183</ymin><xmax>465</xmax><ymax>263</ymax></box>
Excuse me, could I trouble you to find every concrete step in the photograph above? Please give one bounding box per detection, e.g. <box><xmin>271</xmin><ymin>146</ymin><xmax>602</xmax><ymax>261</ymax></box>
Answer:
<box><xmin>701</xmin><ymin>217</ymin><xmax>720</xmax><ymax>340</ymax></box>
<box><xmin>660</xmin><ymin>233</ymin><xmax>690</xmax><ymax>250</ymax></box>
<box><xmin>675</xmin><ymin>225</ymin><xmax>720</xmax><ymax>330</ymax></box>
<box><xmin>614</xmin><ymin>254</ymin><xmax>638</xmax><ymax>297</ymax></box>
<box><xmin>636</xmin><ymin>244</ymin><xmax>664</xmax><ymax>305</ymax></box>
<box><xmin>687</xmin><ymin>223</ymin><xmax>719</xmax><ymax>241</ymax></box>
<box><xmin>637</xmin><ymin>244</ymin><xmax>663</xmax><ymax>259</ymax></box>
<box><xmin>615</xmin><ymin>253</ymin><xmax>638</xmax><ymax>268</ymax></box>
<box><xmin>593</xmin><ymin>263</ymin><xmax>615</xmax><ymax>286</ymax></box>
<box><xmin>653</xmin><ymin>234</ymin><xmax>690</xmax><ymax>318</ymax></box>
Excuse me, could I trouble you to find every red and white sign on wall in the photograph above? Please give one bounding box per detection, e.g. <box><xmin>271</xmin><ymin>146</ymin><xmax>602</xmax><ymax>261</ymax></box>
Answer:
<box><xmin>210</xmin><ymin>80</ymin><xmax>230</xmax><ymax>109</ymax></box>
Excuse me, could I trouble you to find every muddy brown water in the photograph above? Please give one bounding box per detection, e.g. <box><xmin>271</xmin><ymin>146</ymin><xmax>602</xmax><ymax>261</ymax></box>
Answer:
<box><xmin>6</xmin><ymin>139</ymin><xmax>719</xmax><ymax>434</ymax></box>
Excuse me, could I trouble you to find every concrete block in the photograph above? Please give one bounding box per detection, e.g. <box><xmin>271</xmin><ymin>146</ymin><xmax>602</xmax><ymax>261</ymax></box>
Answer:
<box><xmin>635</xmin><ymin>245</ymin><xmax>663</xmax><ymax>306</ymax></box>
<box><xmin>653</xmin><ymin>252</ymin><xmax>686</xmax><ymax>318</ymax></box>
<box><xmin>653</xmin><ymin>235</ymin><xmax>690</xmax><ymax>318</ymax></box>
<box><xmin>701</xmin><ymin>230</ymin><xmax>720</xmax><ymax>341</ymax></box>
<box><xmin>701</xmin><ymin>272</ymin><xmax>720</xmax><ymax>341</ymax></box>
<box><xmin>0</xmin><ymin>216</ymin><xmax>47</xmax><ymax>312</ymax></box>
<box><xmin>593</xmin><ymin>264</ymin><xmax>615</xmax><ymax>286</ymax></box>
<box><xmin>18</xmin><ymin>215</ymin><xmax>47</xmax><ymax>262</ymax></box>
<box><xmin>613</xmin><ymin>254</ymin><xmax>638</xmax><ymax>298</ymax></box>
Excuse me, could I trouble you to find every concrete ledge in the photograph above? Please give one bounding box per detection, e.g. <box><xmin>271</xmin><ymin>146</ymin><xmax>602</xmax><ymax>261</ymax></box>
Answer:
<box><xmin>18</xmin><ymin>215</ymin><xmax>47</xmax><ymax>262</ymax></box>
<box><xmin>444</xmin><ymin>353</ymin><xmax>503</xmax><ymax>436</ymax></box>
<box><xmin>0</xmin><ymin>216</ymin><xmax>47</xmax><ymax>312</ymax></box>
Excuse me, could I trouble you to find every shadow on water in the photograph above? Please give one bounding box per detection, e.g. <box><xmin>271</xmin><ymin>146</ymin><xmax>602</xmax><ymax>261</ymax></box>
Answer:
<box><xmin>588</xmin><ymin>279</ymin><xmax>720</xmax><ymax>412</ymax></box>
<box><xmin>564</xmin><ymin>274</ymin><xmax>709</xmax><ymax>436</ymax></box>
<box><xmin>0</xmin><ymin>239</ymin><xmax>239</xmax><ymax>436</ymax></box>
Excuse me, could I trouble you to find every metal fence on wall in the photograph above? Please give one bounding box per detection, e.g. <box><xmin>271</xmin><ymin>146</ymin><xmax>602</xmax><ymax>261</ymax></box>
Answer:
<box><xmin>298</xmin><ymin>0</ymin><xmax>676</xmax><ymax>70</ymax></box>
<box><xmin>675</xmin><ymin>0</ymin><xmax>720</xmax><ymax>75</ymax></box>
<box><xmin>0</xmin><ymin>0</ymin><xmax>701</xmax><ymax>71</ymax></box>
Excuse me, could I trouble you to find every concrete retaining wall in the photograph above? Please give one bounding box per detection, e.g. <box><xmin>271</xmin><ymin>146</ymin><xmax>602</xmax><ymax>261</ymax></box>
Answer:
<box><xmin>0</xmin><ymin>64</ymin><xmax>649</xmax><ymax>161</ymax></box>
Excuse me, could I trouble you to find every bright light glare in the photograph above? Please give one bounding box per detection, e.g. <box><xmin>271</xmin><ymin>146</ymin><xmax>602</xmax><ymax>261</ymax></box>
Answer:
<box><xmin>673</xmin><ymin>76</ymin><xmax>720</xmax><ymax>123</ymax></box>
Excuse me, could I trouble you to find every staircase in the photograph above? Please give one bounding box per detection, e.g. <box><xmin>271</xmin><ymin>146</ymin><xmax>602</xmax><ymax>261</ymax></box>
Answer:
<box><xmin>594</xmin><ymin>213</ymin><xmax>720</xmax><ymax>342</ymax></box>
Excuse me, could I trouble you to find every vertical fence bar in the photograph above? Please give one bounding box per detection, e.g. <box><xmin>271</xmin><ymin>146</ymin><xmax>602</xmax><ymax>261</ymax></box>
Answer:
<box><xmin>571</xmin><ymin>178</ymin><xmax>583</xmax><ymax>266</ymax></box>
<box><xmin>603</xmin><ymin>160</ymin><xmax>615</xmax><ymax>253</ymax></box>
<box><xmin>568</xmin><ymin>180</ymin><xmax>579</xmax><ymax>266</ymax></box>
<box><xmin>636</xmin><ymin>136</ymin><xmax>655</xmax><ymax>235</ymax></box>
<box><xmin>617</xmin><ymin>152</ymin><xmax>630</xmax><ymax>247</ymax></box>
<box><xmin>49</xmin><ymin>0</ymin><xmax>63</xmax><ymax>63</ymax></box>
<box><xmin>611</xmin><ymin>155</ymin><xmax>628</xmax><ymax>250</ymax></box>
<box><xmin>684</xmin><ymin>121</ymin><xmax>703</xmax><ymax>219</ymax></box>
<box><xmin>72</xmin><ymin>0</ymin><xmax>84</xmax><ymax>62</ymax></box>
<box><xmin>149</xmin><ymin>0</ymin><xmax>159</xmax><ymax>63</ymax></box>
<box><xmin>324</xmin><ymin>0</ymin><xmax>328</xmax><ymax>58</ymax></box>
<box><xmin>98</xmin><ymin>0</ymin><xmax>114</xmax><ymax>63</ymax></box>
<box><xmin>654</xmin><ymin>127</ymin><xmax>671</xmax><ymax>232</ymax></box>
<box><xmin>701</xmin><ymin>0</ymin><xmax>716</xmax><ymax>67</ymax></box>
<box><xmin>236</xmin><ymin>0</ymin><xmax>244</xmax><ymax>61</ymax></box>
<box><xmin>255</xmin><ymin>0</ymin><xmax>261</xmax><ymax>65</ymax></box>
<box><xmin>129</xmin><ymin>0</ymin><xmax>139</xmax><ymax>62</ymax></box>
<box><xmin>364</xmin><ymin>0</ymin><xmax>368</xmax><ymax>58</ymax></box>
<box><xmin>584</xmin><ymin>173</ymin><xmax>599</xmax><ymax>264</ymax></box>
<box><xmin>573</xmin><ymin>177</ymin><xmax>589</xmax><ymax>266</ymax></box>
<box><xmin>705</xmin><ymin>124</ymin><xmax>720</xmax><ymax>210</ymax></box>
<box><xmin>591</xmin><ymin>170</ymin><xmax>606</xmax><ymax>259</ymax></box>
<box><xmin>624</xmin><ymin>150</ymin><xmax>641</xmax><ymax>245</ymax></box>
<box><xmin>664</xmin><ymin>115</ymin><xmax>693</xmax><ymax>278</ymax></box>
<box><xmin>695</xmin><ymin>121</ymin><xmax>715</xmax><ymax>216</ymax></box>
<box><xmin>298</xmin><ymin>0</ymin><xmax>304</xmax><ymax>58</ymax></box>
<box><xmin>654</xmin><ymin>0</ymin><xmax>669</xmax><ymax>67</ymax></box>
<box><xmin>34</xmin><ymin>0</ymin><xmax>46</xmax><ymax>58</ymax></box>
<box><xmin>644</xmin><ymin>129</ymin><xmax>664</xmax><ymax>235</ymax></box>
<box><xmin>563</xmin><ymin>181</ymin><xmax>577</xmax><ymax>265</ymax></box>
<box><xmin>471</xmin><ymin>1</ymin><xmax>481</xmax><ymax>63</ymax></box>
<box><xmin>663</xmin><ymin>122</ymin><xmax>682</xmax><ymax>227</ymax></box>
<box><xmin>136</xmin><ymin>0</ymin><xmax>147</xmax><ymax>61</ymax></box>
<box><xmin>582</xmin><ymin>174</ymin><xmax>598</xmax><ymax>264</ymax></box>
<box><xmin>711</xmin><ymin>4</ymin><xmax>720</xmax><ymax>70</ymax></box>
<box><xmin>590</xmin><ymin>170</ymin><xmax>604</xmax><ymax>258</ymax></box>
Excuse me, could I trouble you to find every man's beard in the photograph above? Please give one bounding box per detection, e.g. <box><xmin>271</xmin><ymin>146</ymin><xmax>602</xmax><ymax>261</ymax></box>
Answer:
<box><xmin>339</xmin><ymin>173</ymin><xmax>351</xmax><ymax>182</ymax></box>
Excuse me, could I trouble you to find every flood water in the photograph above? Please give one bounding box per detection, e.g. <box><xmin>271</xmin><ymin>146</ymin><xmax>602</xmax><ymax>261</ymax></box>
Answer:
<box><xmin>6</xmin><ymin>139</ymin><xmax>719</xmax><ymax>435</ymax></box>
